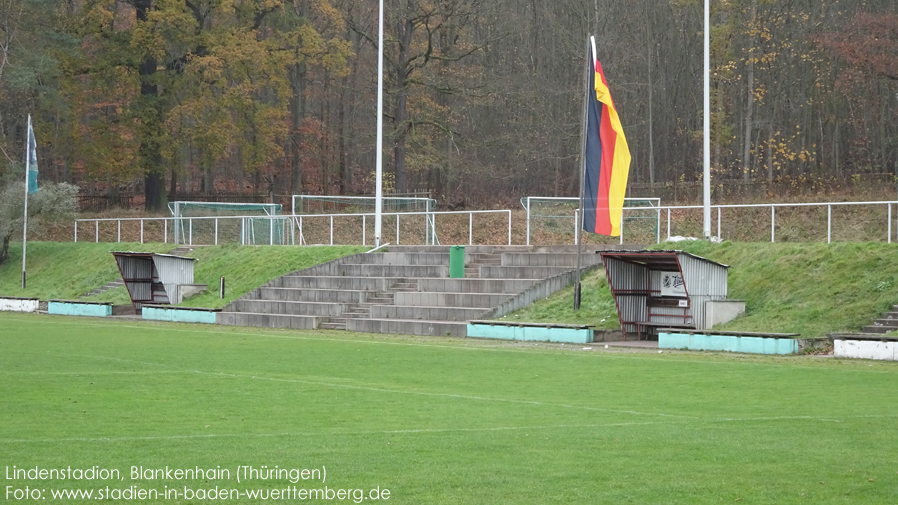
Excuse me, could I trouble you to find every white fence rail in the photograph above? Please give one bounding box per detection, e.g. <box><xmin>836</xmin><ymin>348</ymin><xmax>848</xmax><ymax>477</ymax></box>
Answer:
<box><xmin>528</xmin><ymin>200</ymin><xmax>898</xmax><ymax>244</ymax></box>
<box><xmin>74</xmin><ymin>210</ymin><xmax>513</xmax><ymax>246</ymax></box>
<box><xmin>662</xmin><ymin>201</ymin><xmax>897</xmax><ymax>244</ymax></box>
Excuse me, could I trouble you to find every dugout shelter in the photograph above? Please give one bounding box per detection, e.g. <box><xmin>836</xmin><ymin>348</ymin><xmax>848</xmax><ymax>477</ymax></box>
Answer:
<box><xmin>111</xmin><ymin>252</ymin><xmax>207</xmax><ymax>311</ymax></box>
<box><xmin>601</xmin><ymin>250</ymin><xmax>742</xmax><ymax>339</ymax></box>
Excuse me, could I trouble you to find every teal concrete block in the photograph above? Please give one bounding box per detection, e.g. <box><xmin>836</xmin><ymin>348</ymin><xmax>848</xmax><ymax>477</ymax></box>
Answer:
<box><xmin>48</xmin><ymin>301</ymin><xmax>112</xmax><ymax>317</ymax></box>
<box><xmin>467</xmin><ymin>324</ymin><xmax>592</xmax><ymax>344</ymax></box>
<box><xmin>143</xmin><ymin>307</ymin><xmax>217</xmax><ymax>324</ymax></box>
<box><xmin>659</xmin><ymin>332</ymin><xmax>798</xmax><ymax>355</ymax></box>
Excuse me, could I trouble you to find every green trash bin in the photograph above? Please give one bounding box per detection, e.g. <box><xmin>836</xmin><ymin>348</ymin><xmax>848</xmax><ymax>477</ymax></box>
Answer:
<box><xmin>449</xmin><ymin>245</ymin><xmax>465</xmax><ymax>278</ymax></box>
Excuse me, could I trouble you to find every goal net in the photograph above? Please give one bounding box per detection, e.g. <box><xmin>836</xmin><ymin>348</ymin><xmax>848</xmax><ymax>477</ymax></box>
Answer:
<box><xmin>291</xmin><ymin>195</ymin><xmax>439</xmax><ymax>245</ymax></box>
<box><xmin>168</xmin><ymin>201</ymin><xmax>293</xmax><ymax>246</ymax></box>
<box><xmin>521</xmin><ymin>197</ymin><xmax>661</xmax><ymax>244</ymax></box>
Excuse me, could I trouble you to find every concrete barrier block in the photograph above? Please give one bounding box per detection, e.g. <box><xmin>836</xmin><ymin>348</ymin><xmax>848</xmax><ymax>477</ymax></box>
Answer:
<box><xmin>834</xmin><ymin>339</ymin><xmax>898</xmax><ymax>361</ymax></box>
<box><xmin>0</xmin><ymin>297</ymin><xmax>40</xmax><ymax>313</ymax></box>
<box><xmin>48</xmin><ymin>301</ymin><xmax>112</xmax><ymax>317</ymax></box>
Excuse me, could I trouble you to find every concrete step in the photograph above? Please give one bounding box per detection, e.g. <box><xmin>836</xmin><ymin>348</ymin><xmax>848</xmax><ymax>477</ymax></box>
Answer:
<box><xmin>235</xmin><ymin>299</ymin><xmax>349</xmax><ymax>316</ymax></box>
<box><xmin>370</xmin><ymin>305</ymin><xmax>489</xmax><ymax>321</ymax></box>
<box><xmin>350</xmin><ymin>252</ymin><xmax>500</xmax><ymax>266</ymax></box>
<box><xmin>479</xmin><ymin>266</ymin><xmax>574</xmax><ymax>279</ymax></box>
<box><xmin>319</xmin><ymin>264</ymin><xmax>449</xmax><ymax>278</ymax></box>
<box><xmin>861</xmin><ymin>324</ymin><xmax>897</xmax><ymax>334</ymax></box>
<box><xmin>499</xmin><ymin>252</ymin><xmax>604</xmax><ymax>267</ymax></box>
<box><xmin>217</xmin><ymin>312</ymin><xmax>320</xmax><ymax>330</ymax></box>
<box><xmin>394</xmin><ymin>291</ymin><xmax>513</xmax><ymax>308</ymax></box>
<box><xmin>871</xmin><ymin>319</ymin><xmax>898</xmax><ymax>327</ymax></box>
<box><xmin>278</xmin><ymin>276</ymin><xmax>395</xmax><ymax>291</ymax></box>
<box><xmin>258</xmin><ymin>287</ymin><xmax>371</xmax><ymax>304</ymax></box>
<box><xmin>346</xmin><ymin>317</ymin><xmax>467</xmax><ymax>337</ymax></box>
<box><xmin>416</xmin><ymin>278</ymin><xmax>537</xmax><ymax>294</ymax></box>
<box><xmin>319</xmin><ymin>322</ymin><xmax>347</xmax><ymax>330</ymax></box>
<box><xmin>880</xmin><ymin>311</ymin><xmax>898</xmax><ymax>319</ymax></box>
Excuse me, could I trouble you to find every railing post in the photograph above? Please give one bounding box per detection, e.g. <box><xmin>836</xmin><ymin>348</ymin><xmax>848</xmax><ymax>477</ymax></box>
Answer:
<box><xmin>74</xmin><ymin>221</ymin><xmax>78</xmax><ymax>242</ymax></box>
<box><xmin>656</xmin><ymin>207</ymin><xmax>661</xmax><ymax>244</ymax></box>
<box><xmin>140</xmin><ymin>219</ymin><xmax>144</xmax><ymax>244</ymax></box>
<box><xmin>270</xmin><ymin>217</ymin><xmax>274</xmax><ymax>246</ymax></box>
<box><xmin>396</xmin><ymin>214</ymin><xmax>400</xmax><ymax>245</ymax></box>
<box><xmin>889</xmin><ymin>204</ymin><xmax>893</xmax><ymax>244</ymax></box>
<box><xmin>771</xmin><ymin>206</ymin><xmax>775</xmax><ymax>243</ymax></box>
<box><xmin>95</xmin><ymin>220</ymin><xmax>99</xmax><ymax>243</ymax></box>
<box><xmin>619</xmin><ymin>210</ymin><xmax>624</xmax><ymax>246</ymax></box>
<box><xmin>667</xmin><ymin>207</ymin><xmax>670</xmax><ymax>240</ymax></box>
<box><xmin>117</xmin><ymin>220</ymin><xmax>121</xmax><ymax>242</ymax></box>
<box><xmin>214</xmin><ymin>218</ymin><xmax>218</xmax><ymax>245</ymax></box>
<box><xmin>330</xmin><ymin>215</ymin><xmax>333</xmax><ymax>245</ymax></box>
<box><xmin>189</xmin><ymin>218</ymin><xmax>193</xmax><ymax>246</ymax></box>
<box><xmin>827</xmin><ymin>205</ymin><xmax>832</xmax><ymax>243</ymax></box>
<box><xmin>164</xmin><ymin>219</ymin><xmax>168</xmax><ymax>243</ymax></box>
<box><xmin>526</xmin><ymin>197</ymin><xmax>531</xmax><ymax>246</ymax></box>
<box><xmin>363</xmin><ymin>215</ymin><xmax>367</xmax><ymax>246</ymax></box>
<box><xmin>469</xmin><ymin>212</ymin><xmax>473</xmax><ymax>245</ymax></box>
<box><xmin>717</xmin><ymin>207</ymin><xmax>721</xmax><ymax>239</ymax></box>
<box><xmin>507</xmin><ymin>210</ymin><xmax>512</xmax><ymax>245</ymax></box>
<box><xmin>574</xmin><ymin>209</ymin><xmax>579</xmax><ymax>245</ymax></box>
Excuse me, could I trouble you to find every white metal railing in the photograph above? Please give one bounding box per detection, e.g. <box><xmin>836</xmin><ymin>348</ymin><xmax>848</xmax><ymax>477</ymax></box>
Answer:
<box><xmin>524</xmin><ymin>197</ymin><xmax>662</xmax><ymax>245</ymax></box>
<box><xmin>660</xmin><ymin>200</ymin><xmax>898</xmax><ymax>244</ymax></box>
<box><xmin>525</xmin><ymin>198</ymin><xmax>898</xmax><ymax>245</ymax></box>
<box><xmin>74</xmin><ymin>209</ymin><xmax>513</xmax><ymax>246</ymax></box>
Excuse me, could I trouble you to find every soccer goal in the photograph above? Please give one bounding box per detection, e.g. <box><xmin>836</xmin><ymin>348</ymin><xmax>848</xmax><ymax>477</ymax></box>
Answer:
<box><xmin>521</xmin><ymin>197</ymin><xmax>661</xmax><ymax>245</ymax></box>
<box><xmin>168</xmin><ymin>201</ymin><xmax>293</xmax><ymax>246</ymax></box>
<box><xmin>291</xmin><ymin>195</ymin><xmax>439</xmax><ymax>245</ymax></box>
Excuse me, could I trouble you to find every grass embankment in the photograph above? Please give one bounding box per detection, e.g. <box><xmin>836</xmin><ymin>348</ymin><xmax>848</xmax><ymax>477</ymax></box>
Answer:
<box><xmin>506</xmin><ymin>242</ymin><xmax>898</xmax><ymax>337</ymax></box>
<box><xmin>3</xmin><ymin>313</ymin><xmax>898</xmax><ymax>504</ymax></box>
<box><xmin>0</xmin><ymin>242</ymin><xmax>366</xmax><ymax>307</ymax></box>
<box><xmin>0</xmin><ymin>242</ymin><xmax>172</xmax><ymax>300</ymax></box>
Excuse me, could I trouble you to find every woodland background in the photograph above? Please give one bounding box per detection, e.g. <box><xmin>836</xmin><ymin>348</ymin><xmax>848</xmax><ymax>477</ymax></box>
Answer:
<box><xmin>0</xmin><ymin>0</ymin><xmax>895</xmax><ymax>212</ymax></box>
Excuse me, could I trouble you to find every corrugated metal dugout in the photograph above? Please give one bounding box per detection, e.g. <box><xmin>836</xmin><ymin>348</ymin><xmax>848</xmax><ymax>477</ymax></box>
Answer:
<box><xmin>111</xmin><ymin>252</ymin><xmax>197</xmax><ymax>311</ymax></box>
<box><xmin>601</xmin><ymin>250</ymin><xmax>730</xmax><ymax>338</ymax></box>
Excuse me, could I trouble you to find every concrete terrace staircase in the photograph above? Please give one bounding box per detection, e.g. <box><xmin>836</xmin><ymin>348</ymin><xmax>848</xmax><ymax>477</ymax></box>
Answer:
<box><xmin>216</xmin><ymin>245</ymin><xmax>610</xmax><ymax>337</ymax></box>
<box><xmin>860</xmin><ymin>305</ymin><xmax>898</xmax><ymax>335</ymax></box>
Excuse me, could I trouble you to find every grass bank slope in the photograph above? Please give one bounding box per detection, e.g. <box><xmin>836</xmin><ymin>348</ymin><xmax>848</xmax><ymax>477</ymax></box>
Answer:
<box><xmin>0</xmin><ymin>242</ymin><xmax>171</xmax><ymax>300</ymax></box>
<box><xmin>0</xmin><ymin>242</ymin><xmax>366</xmax><ymax>307</ymax></box>
<box><xmin>503</xmin><ymin>242</ymin><xmax>898</xmax><ymax>337</ymax></box>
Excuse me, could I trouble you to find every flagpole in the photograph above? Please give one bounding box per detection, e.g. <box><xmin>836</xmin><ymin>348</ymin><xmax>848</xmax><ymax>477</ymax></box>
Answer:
<box><xmin>574</xmin><ymin>35</ymin><xmax>592</xmax><ymax>311</ymax></box>
<box><xmin>702</xmin><ymin>0</ymin><xmax>711</xmax><ymax>239</ymax></box>
<box><xmin>21</xmin><ymin>114</ymin><xmax>30</xmax><ymax>289</ymax></box>
<box><xmin>374</xmin><ymin>0</ymin><xmax>384</xmax><ymax>247</ymax></box>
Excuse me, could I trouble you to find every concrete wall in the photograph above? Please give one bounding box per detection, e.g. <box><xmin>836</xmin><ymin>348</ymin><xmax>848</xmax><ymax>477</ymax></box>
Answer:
<box><xmin>704</xmin><ymin>300</ymin><xmax>746</xmax><ymax>330</ymax></box>
<box><xmin>0</xmin><ymin>297</ymin><xmax>40</xmax><ymax>312</ymax></box>
<box><xmin>659</xmin><ymin>332</ymin><xmax>799</xmax><ymax>354</ymax></box>
<box><xmin>834</xmin><ymin>339</ymin><xmax>898</xmax><ymax>361</ymax></box>
<box><xmin>467</xmin><ymin>323</ymin><xmax>593</xmax><ymax>343</ymax></box>
<box><xmin>48</xmin><ymin>301</ymin><xmax>112</xmax><ymax>317</ymax></box>
<box><xmin>143</xmin><ymin>306</ymin><xmax>217</xmax><ymax>324</ymax></box>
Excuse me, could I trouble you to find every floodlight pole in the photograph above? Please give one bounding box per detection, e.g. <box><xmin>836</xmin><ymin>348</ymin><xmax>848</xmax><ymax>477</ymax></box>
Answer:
<box><xmin>374</xmin><ymin>0</ymin><xmax>384</xmax><ymax>247</ymax></box>
<box><xmin>21</xmin><ymin>114</ymin><xmax>30</xmax><ymax>289</ymax></box>
<box><xmin>702</xmin><ymin>0</ymin><xmax>712</xmax><ymax>239</ymax></box>
<box><xmin>574</xmin><ymin>36</ymin><xmax>592</xmax><ymax>311</ymax></box>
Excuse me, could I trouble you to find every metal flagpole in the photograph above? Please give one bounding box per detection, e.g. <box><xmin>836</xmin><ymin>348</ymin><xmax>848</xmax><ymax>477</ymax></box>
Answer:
<box><xmin>574</xmin><ymin>35</ymin><xmax>592</xmax><ymax>311</ymax></box>
<box><xmin>374</xmin><ymin>0</ymin><xmax>384</xmax><ymax>247</ymax></box>
<box><xmin>21</xmin><ymin>115</ymin><xmax>31</xmax><ymax>289</ymax></box>
<box><xmin>702</xmin><ymin>0</ymin><xmax>711</xmax><ymax>239</ymax></box>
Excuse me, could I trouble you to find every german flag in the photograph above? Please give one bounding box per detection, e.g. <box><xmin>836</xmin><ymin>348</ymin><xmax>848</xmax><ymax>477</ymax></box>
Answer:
<box><xmin>582</xmin><ymin>45</ymin><xmax>631</xmax><ymax>236</ymax></box>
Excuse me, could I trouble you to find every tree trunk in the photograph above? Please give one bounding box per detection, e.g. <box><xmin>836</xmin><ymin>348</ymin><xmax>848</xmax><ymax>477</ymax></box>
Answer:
<box><xmin>135</xmin><ymin>0</ymin><xmax>165</xmax><ymax>212</ymax></box>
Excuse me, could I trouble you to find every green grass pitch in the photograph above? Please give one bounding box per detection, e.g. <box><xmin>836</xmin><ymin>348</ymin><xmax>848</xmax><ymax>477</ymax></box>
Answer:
<box><xmin>2</xmin><ymin>313</ymin><xmax>897</xmax><ymax>504</ymax></box>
